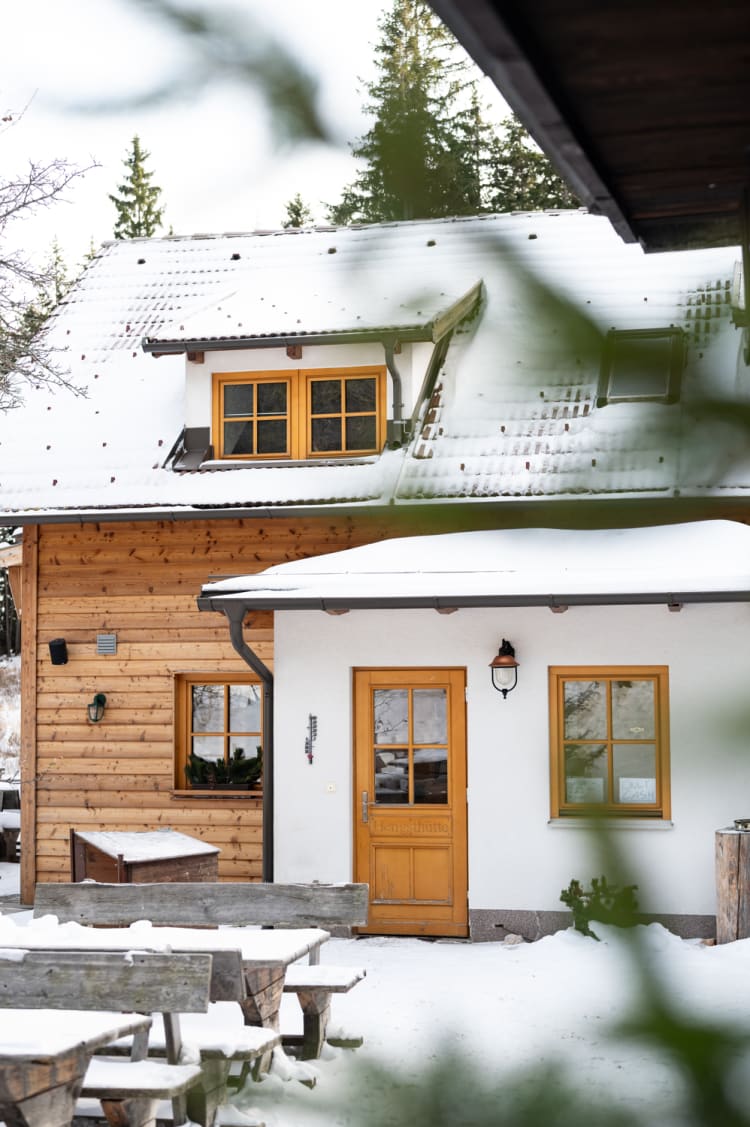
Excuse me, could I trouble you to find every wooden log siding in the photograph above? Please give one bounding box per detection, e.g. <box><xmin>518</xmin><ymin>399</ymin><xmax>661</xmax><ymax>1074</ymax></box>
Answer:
<box><xmin>24</xmin><ymin>516</ymin><xmax>392</xmax><ymax>901</ymax></box>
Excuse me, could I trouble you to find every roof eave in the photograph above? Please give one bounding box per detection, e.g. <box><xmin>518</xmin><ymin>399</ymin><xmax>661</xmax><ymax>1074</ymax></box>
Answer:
<box><xmin>427</xmin><ymin>0</ymin><xmax>636</xmax><ymax>244</ymax></box>
<box><xmin>197</xmin><ymin>589</ymin><xmax>750</xmax><ymax>614</ymax></box>
<box><xmin>143</xmin><ymin>327</ymin><xmax>435</xmax><ymax>356</ymax></box>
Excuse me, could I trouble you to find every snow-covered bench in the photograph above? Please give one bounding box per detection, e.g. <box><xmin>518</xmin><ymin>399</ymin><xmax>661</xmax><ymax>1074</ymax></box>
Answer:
<box><xmin>0</xmin><ymin>947</ymin><xmax>279</xmax><ymax>1127</ymax></box>
<box><xmin>34</xmin><ymin>880</ymin><xmax>369</xmax><ymax>1059</ymax></box>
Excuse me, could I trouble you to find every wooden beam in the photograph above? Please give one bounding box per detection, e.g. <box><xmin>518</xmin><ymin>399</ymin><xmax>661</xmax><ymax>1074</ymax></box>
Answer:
<box><xmin>20</xmin><ymin>524</ymin><xmax>39</xmax><ymax>905</ymax></box>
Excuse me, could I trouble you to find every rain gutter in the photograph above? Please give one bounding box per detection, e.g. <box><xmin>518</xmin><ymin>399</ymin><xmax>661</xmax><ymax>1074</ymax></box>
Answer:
<box><xmin>198</xmin><ymin>589</ymin><xmax>750</xmax><ymax>615</ymax></box>
<box><xmin>224</xmin><ymin>606</ymin><xmax>274</xmax><ymax>882</ymax></box>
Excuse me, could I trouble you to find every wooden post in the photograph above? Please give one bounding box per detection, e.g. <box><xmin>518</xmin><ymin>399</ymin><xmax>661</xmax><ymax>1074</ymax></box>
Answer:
<box><xmin>715</xmin><ymin>827</ymin><xmax>750</xmax><ymax>943</ymax></box>
<box><xmin>20</xmin><ymin>524</ymin><xmax>39</xmax><ymax>907</ymax></box>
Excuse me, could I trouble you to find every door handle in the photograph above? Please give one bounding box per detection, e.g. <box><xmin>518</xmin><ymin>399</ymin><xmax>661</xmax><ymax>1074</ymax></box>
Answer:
<box><xmin>361</xmin><ymin>791</ymin><xmax>369</xmax><ymax>824</ymax></box>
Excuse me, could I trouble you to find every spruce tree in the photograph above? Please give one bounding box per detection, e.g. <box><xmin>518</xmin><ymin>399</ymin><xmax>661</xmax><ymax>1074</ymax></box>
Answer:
<box><xmin>282</xmin><ymin>193</ymin><xmax>313</xmax><ymax>228</ymax></box>
<box><xmin>109</xmin><ymin>136</ymin><xmax>165</xmax><ymax>239</ymax></box>
<box><xmin>327</xmin><ymin>0</ymin><xmax>486</xmax><ymax>224</ymax></box>
<box><xmin>486</xmin><ymin>115</ymin><xmax>579</xmax><ymax>212</ymax></box>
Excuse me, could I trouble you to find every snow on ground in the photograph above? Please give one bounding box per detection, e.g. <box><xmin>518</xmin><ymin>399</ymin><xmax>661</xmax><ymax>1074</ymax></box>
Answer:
<box><xmin>3</xmin><ymin>900</ymin><xmax>750</xmax><ymax>1123</ymax></box>
<box><xmin>227</xmin><ymin>925</ymin><xmax>750</xmax><ymax>1125</ymax></box>
<box><xmin>0</xmin><ymin>861</ymin><xmax>19</xmax><ymax>897</ymax></box>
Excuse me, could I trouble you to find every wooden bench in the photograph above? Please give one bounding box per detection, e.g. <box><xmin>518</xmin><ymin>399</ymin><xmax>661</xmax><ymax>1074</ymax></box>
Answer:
<box><xmin>34</xmin><ymin>880</ymin><xmax>369</xmax><ymax>1060</ymax></box>
<box><xmin>0</xmin><ymin>948</ymin><xmax>207</xmax><ymax>1127</ymax></box>
<box><xmin>0</xmin><ymin>948</ymin><xmax>279</xmax><ymax>1127</ymax></box>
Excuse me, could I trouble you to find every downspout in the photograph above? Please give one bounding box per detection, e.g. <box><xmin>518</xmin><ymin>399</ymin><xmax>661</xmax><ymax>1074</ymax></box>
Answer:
<box><xmin>384</xmin><ymin>337</ymin><xmax>406</xmax><ymax>446</ymax></box>
<box><xmin>224</xmin><ymin>606</ymin><xmax>274</xmax><ymax>882</ymax></box>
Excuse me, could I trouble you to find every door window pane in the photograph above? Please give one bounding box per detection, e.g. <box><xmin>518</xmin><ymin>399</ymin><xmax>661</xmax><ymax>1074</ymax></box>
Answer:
<box><xmin>564</xmin><ymin>743</ymin><xmax>607</xmax><ymax>804</ymax></box>
<box><xmin>224</xmin><ymin>384</ymin><xmax>253</xmax><ymax>417</ymax></box>
<box><xmin>614</xmin><ymin>744</ymin><xmax>657</xmax><ymax>804</ymax></box>
<box><xmin>612</xmin><ymin>681</ymin><xmax>655</xmax><ymax>739</ymax></box>
<box><xmin>413</xmin><ymin>689</ymin><xmax>447</xmax><ymax>744</ymax></box>
<box><xmin>414</xmin><ymin>747</ymin><xmax>448</xmax><ymax>804</ymax></box>
<box><xmin>374</xmin><ymin>748</ymin><xmax>409</xmax><ymax>803</ymax></box>
<box><xmin>192</xmin><ymin>684</ymin><xmax>224</xmax><ymax>732</ymax></box>
<box><xmin>564</xmin><ymin>681</ymin><xmax>606</xmax><ymax>739</ymax></box>
<box><xmin>374</xmin><ymin>690</ymin><xmax>409</xmax><ymax>744</ymax></box>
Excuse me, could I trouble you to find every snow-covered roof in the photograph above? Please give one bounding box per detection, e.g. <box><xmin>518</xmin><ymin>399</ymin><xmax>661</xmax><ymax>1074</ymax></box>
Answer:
<box><xmin>198</xmin><ymin>520</ymin><xmax>750</xmax><ymax>611</ymax></box>
<box><xmin>0</xmin><ymin>211</ymin><xmax>744</xmax><ymax>520</ymax></box>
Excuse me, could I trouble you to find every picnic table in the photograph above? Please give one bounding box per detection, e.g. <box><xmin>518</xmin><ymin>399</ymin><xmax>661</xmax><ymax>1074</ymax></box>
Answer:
<box><xmin>0</xmin><ymin>1008</ymin><xmax>151</xmax><ymax>1127</ymax></box>
<box><xmin>0</xmin><ymin>914</ymin><xmax>328</xmax><ymax>1033</ymax></box>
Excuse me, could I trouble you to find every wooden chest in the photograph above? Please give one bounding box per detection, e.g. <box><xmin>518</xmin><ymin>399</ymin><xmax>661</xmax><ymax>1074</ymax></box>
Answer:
<box><xmin>70</xmin><ymin>828</ymin><xmax>220</xmax><ymax>883</ymax></box>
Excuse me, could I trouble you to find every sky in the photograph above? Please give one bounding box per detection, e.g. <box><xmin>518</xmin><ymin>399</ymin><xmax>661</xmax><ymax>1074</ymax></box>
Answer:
<box><xmin>1</xmin><ymin>0</ymin><xmax>509</xmax><ymax>273</ymax></box>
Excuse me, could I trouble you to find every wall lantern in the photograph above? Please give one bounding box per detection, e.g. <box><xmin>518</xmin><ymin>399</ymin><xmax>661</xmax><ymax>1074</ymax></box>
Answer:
<box><xmin>489</xmin><ymin>639</ymin><xmax>519</xmax><ymax>698</ymax></box>
<box><xmin>87</xmin><ymin>693</ymin><xmax>107</xmax><ymax>723</ymax></box>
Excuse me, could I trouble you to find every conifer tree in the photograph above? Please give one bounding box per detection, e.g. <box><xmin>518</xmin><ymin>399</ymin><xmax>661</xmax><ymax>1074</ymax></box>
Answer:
<box><xmin>282</xmin><ymin>193</ymin><xmax>313</xmax><ymax>228</ymax></box>
<box><xmin>327</xmin><ymin>0</ymin><xmax>486</xmax><ymax>224</ymax></box>
<box><xmin>486</xmin><ymin>115</ymin><xmax>579</xmax><ymax>212</ymax></box>
<box><xmin>109</xmin><ymin>136</ymin><xmax>165</xmax><ymax>239</ymax></box>
<box><xmin>20</xmin><ymin>239</ymin><xmax>71</xmax><ymax>343</ymax></box>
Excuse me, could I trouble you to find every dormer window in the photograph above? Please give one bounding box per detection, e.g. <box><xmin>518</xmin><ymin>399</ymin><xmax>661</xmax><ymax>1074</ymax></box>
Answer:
<box><xmin>597</xmin><ymin>328</ymin><xmax>684</xmax><ymax>407</ymax></box>
<box><xmin>212</xmin><ymin>366</ymin><xmax>387</xmax><ymax>460</ymax></box>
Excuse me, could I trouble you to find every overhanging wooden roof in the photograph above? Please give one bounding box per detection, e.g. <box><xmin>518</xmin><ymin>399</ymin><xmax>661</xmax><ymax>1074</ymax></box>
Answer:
<box><xmin>429</xmin><ymin>0</ymin><xmax>750</xmax><ymax>251</ymax></box>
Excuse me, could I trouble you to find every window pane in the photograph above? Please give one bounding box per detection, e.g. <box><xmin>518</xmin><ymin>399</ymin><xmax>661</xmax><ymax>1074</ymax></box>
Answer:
<box><xmin>346</xmin><ymin>416</ymin><xmax>376</xmax><ymax>451</ymax></box>
<box><xmin>311</xmin><ymin>380</ymin><xmax>341</xmax><ymax>414</ymax></box>
<box><xmin>612</xmin><ymin>680</ymin><xmax>655</xmax><ymax>739</ymax></box>
<box><xmin>311</xmin><ymin>417</ymin><xmax>341</xmax><ymax>452</ymax></box>
<box><xmin>564</xmin><ymin>743</ymin><xmax>607</xmax><ymax>804</ymax></box>
<box><xmin>229</xmin><ymin>684</ymin><xmax>261</xmax><ymax>731</ymax></box>
<box><xmin>346</xmin><ymin>378</ymin><xmax>376</xmax><ymax>412</ymax></box>
<box><xmin>224</xmin><ymin>420</ymin><xmax>254</xmax><ymax>455</ymax></box>
<box><xmin>228</xmin><ymin>736</ymin><xmax>261</xmax><ymax>761</ymax></box>
<box><xmin>414</xmin><ymin>747</ymin><xmax>447</xmax><ymax>804</ymax></box>
<box><xmin>192</xmin><ymin>735</ymin><xmax>224</xmax><ymax>762</ymax></box>
<box><xmin>374</xmin><ymin>689</ymin><xmax>408</xmax><ymax>744</ymax></box>
<box><xmin>413</xmin><ymin>689</ymin><xmax>447</xmax><ymax>744</ymax></box>
<box><xmin>374</xmin><ymin>748</ymin><xmax>409</xmax><ymax>803</ymax></box>
<box><xmin>192</xmin><ymin>684</ymin><xmax>224</xmax><ymax>732</ymax></box>
<box><xmin>257</xmin><ymin>382</ymin><xmax>287</xmax><ymax>415</ymax></box>
<box><xmin>609</xmin><ymin>336</ymin><xmax>672</xmax><ymax>399</ymax></box>
<box><xmin>614</xmin><ymin>744</ymin><xmax>656</xmax><ymax>804</ymax></box>
<box><xmin>564</xmin><ymin>681</ymin><xmax>606</xmax><ymax>739</ymax></box>
<box><xmin>257</xmin><ymin>418</ymin><xmax>287</xmax><ymax>453</ymax></box>
<box><xmin>224</xmin><ymin>384</ymin><xmax>253</xmax><ymax>417</ymax></box>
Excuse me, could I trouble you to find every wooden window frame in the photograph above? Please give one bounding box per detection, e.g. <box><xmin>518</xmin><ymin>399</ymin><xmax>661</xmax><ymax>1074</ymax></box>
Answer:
<box><xmin>212</xmin><ymin>366</ymin><xmax>387</xmax><ymax>460</ymax></box>
<box><xmin>174</xmin><ymin>672</ymin><xmax>263</xmax><ymax>794</ymax></box>
<box><xmin>549</xmin><ymin>666</ymin><xmax>670</xmax><ymax>819</ymax></box>
<box><xmin>596</xmin><ymin>328</ymin><xmax>684</xmax><ymax>407</ymax></box>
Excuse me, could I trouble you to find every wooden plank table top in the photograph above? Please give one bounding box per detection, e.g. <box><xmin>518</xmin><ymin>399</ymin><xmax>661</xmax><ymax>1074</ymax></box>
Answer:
<box><xmin>0</xmin><ymin>1009</ymin><xmax>151</xmax><ymax>1127</ymax></box>
<box><xmin>0</xmin><ymin>916</ymin><xmax>329</xmax><ymax>1035</ymax></box>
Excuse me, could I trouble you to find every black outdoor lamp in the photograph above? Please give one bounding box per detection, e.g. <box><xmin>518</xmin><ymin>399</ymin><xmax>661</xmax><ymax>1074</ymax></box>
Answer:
<box><xmin>87</xmin><ymin>693</ymin><xmax>107</xmax><ymax>723</ymax></box>
<box><xmin>489</xmin><ymin>639</ymin><xmax>519</xmax><ymax>698</ymax></box>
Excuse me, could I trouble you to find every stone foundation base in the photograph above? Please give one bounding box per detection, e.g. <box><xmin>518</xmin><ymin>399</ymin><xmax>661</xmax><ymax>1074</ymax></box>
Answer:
<box><xmin>469</xmin><ymin>908</ymin><xmax>716</xmax><ymax>943</ymax></box>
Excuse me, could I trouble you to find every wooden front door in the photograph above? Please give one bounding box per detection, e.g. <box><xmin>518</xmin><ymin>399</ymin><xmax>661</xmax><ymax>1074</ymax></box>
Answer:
<box><xmin>354</xmin><ymin>668</ymin><xmax>468</xmax><ymax>937</ymax></box>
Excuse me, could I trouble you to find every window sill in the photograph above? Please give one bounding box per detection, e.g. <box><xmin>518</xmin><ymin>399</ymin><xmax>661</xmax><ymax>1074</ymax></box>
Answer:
<box><xmin>171</xmin><ymin>789</ymin><xmax>263</xmax><ymax>801</ymax></box>
<box><xmin>196</xmin><ymin>455</ymin><xmax>380</xmax><ymax>470</ymax></box>
<box><xmin>548</xmin><ymin>817</ymin><xmax>673</xmax><ymax>830</ymax></box>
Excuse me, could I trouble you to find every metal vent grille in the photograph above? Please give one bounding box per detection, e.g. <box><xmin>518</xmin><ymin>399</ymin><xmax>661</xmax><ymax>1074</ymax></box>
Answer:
<box><xmin>96</xmin><ymin>633</ymin><xmax>117</xmax><ymax>655</ymax></box>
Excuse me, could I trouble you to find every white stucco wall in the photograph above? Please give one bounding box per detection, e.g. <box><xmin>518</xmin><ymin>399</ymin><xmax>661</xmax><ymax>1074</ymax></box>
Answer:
<box><xmin>272</xmin><ymin>601</ymin><xmax>750</xmax><ymax>918</ymax></box>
